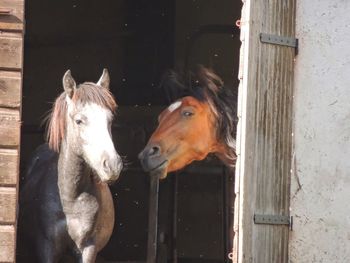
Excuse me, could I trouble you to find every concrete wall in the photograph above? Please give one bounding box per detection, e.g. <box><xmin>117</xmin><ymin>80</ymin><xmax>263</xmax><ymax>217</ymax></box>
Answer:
<box><xmin>290</xmin><ymin>1</ymin><xmax>350</xmax><ymax>262</ymax></box>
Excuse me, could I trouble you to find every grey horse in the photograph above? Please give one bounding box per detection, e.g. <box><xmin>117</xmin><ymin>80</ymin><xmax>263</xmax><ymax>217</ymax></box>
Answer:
<box><xmin>18</xmin><ymin>69</ymin><xmax>123</xmax><ymax>263</ymax></box>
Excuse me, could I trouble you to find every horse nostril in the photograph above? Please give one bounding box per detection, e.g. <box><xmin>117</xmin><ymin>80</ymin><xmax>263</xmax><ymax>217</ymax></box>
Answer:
<box><xmin>102</xmin><ymin>159</ymin><xmax>109</xmax><ymax>171</ymax></box>
<box><xmin>149</xmin><ymin>145</ymin><xmax>160</xmax><ymax>156</ymax></box>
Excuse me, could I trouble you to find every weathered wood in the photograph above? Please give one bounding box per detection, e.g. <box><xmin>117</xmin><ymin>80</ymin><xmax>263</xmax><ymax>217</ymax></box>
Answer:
<box><xmin>0</xmin><ymin>1</ymin><xmax>23</xmax><ymax>262</ymax></box>
<box><xmin>0</xmin><ymin>8</ymin><xmax>11</xmax><ymax>14</ymax></box>
<box><xmin>0</xmin><ymin>187</ymin><xmax>16</xmax><ymax>224</ymax></box>
<box><xmin>0</xmin><ymin>0</ymin><xmax>24</xmax><ymax>31</ymax></box>
<box><xmin>0</xmin><ymin>32</ymin><xmax>23</xmax><ymax>69</ymax></box>
<box><xmin>0</xmin><ymin>71</ymin><xmax>21</xmax><ymax>108</ymax></box>
<box><xmin>0</xmin><ymin>108</ymin><xmax>20</xmax><ymax>147</ymax></box>
<box><xmin>234</xmin><ymin>0</ymin><xmax>296</xmax><ymax>262</ymax></box>
<box><xmin>0</xmin><ymin>225</ymin><xmax>15</xmax><ymax>262</ymax></box>
<box><xmin>0</xmin><ymin>149</ymin><xmax>18</xmax><ymax>185</ymax></box>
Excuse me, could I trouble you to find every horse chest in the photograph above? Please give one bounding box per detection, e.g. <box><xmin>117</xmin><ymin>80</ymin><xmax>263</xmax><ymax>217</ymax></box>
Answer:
<box><xmin>63</xmin><ymin>184</ymin><xmax>114</xmax><ymax>252</ymax></box>
<box><xmin>64</xmin><ymin>192</ymin><xmax>100</xmax><ymax>250</ymax></box>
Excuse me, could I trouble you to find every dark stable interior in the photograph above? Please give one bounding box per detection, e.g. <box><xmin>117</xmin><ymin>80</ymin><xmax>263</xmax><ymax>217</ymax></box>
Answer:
<box><xmin>19</xmin><ymin>0</ymin><xmax>241</xmax><ymax>262</ymax></box>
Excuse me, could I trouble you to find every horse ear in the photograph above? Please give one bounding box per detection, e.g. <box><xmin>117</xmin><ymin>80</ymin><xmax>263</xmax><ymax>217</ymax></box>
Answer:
<box><xmin>97</xmin><ymin>68</ymin><xmax>110</xmax><ymax>90</ymax></box>
<box><xmin>62</xmin><ymin>70</ymin><xmax>76</xmax><ymax>98</ymax></box>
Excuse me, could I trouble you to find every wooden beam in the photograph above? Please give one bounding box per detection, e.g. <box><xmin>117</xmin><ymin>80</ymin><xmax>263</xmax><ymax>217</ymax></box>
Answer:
<box><xmin>0</xmin><ymin>32</ymin><xmax>23</xmax><ymax>70</ymax></box>
<box><xmin>0</xmin><ymin>0</ymin><xmax>24</xmax><ymax>31</ymax></box>
<box><xmin>0</xmin><ymin>149</ymin><xmax>18</xmax><ymax>186</ymax></box>
<box><xmin>0</xmin><ymin>71</ymin><xmax>21</xmax><ymax>108</ymax></box>
<box><xmin>0</xmin><ymin>187</ymin><xmax>16</xmax><ymax>224</ymax></box>
<box><xmin>0</xmin><ymin>225</ymin><xmax>15</xmax><ymax>262</ymax></box>
<box><xmin>0</xmin><ymin>108</ymin><xmax>20</xmax><ymax>147</ymax></box>
<box><xmin>0</xmin><ymin>1</ymin><xmax>23</xmax><ymax>262</ymax></box>
<box><xmin>234</xmin><ymin>0</ymin><xmax>296</xmax><ymax>262</ymax></box>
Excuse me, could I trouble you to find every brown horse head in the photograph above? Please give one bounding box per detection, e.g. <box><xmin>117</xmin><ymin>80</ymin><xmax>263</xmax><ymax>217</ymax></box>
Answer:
<box><xmin>139</xmin><ymin>66</ymin><xmax>237</xmax><ymax>179</ymax></box>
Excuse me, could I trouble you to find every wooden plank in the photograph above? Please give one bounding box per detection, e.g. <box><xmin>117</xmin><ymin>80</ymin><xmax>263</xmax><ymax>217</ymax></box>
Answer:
<box><xmin>0</xmin><ymin>2</ymin><xmax>23</xmax><ymax>262</ymax></box>
<box><xmin>0</xmin><ymin>108</ymin><xmax>20</xmax><ymax>147</ymax></box>
<box><xmin>0</xmin><ymin>8</ymin><xmax>12</xmax><ymax>14</ymax></box>
<box><xmin>0</xmin><ymin>149</ymin><xmax>18</xmax><ymax>185</ymax></box>
<box><xmin>232</xmin><ymin>2</ymin><xmax>248</xmax><ymax>260</ymax></box>
<box><xmin>0</xmin><ymin>0</ymin><xmax>24</xmax><ymax>31</ymax></box>
<box><xmin>0</xmin><ymin>187</ymin><xmax>16</xmax><ymax>224</ymax></box>
<box><xmin>0</xmin><ymin>225</ymin><xmax>15</xmax><ymax>262</ymax></box>
<box><xmin>0</xmin><ymin>32</ymin><xmax>23</xmax><ymax>70</ymax></box>
<box><xmin>235</xmin><ymin>0</ymin><xmax>296</xmax><ymax>262</ymax></box>
<box><xmin>0</xmin><ymin>71</ymin><xmax>21</xmax><ymax>108</ymax></box>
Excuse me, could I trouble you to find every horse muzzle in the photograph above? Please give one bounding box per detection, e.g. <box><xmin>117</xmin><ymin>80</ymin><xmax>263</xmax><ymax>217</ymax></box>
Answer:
<box><xmin>100</xmin><ymin>155</ymin><xmax>123</xmax><ymax>184</ymax></box>
<box><xmin>138</xmin><ymin>144</ymin><xmax>168</xmax><ymax>178</ymax></box>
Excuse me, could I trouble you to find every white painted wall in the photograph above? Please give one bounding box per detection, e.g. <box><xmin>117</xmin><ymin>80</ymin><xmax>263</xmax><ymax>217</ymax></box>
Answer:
<box><xmin>290</xmin><ymin>1</ymin><xmax>350</xmax><ymax>262</ymax></box>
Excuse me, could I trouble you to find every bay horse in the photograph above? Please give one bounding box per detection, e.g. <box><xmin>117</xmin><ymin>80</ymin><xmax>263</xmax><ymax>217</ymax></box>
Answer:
<box><xmin>139</xmin><ymin>66</ymin><xmax>237</xmax><ymax>178</ymax></box>
<box><xmin>18</xmin><ymin>69</ymin><xmax>123</xmax><ymax>263</ymax></box>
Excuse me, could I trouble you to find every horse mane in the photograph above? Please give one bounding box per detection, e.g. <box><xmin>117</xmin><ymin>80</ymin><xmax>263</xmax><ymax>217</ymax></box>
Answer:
<box><xmin>193</xmin><ymin>66</ymin><xmax>237</xmax><ymax>165</ymax></box>
<box><xmin>47</xmin><ymin>82</ymin><xmax>117</xmax><ymax>152</ymax></box>
<box><xmin>160</xmin><ymin>65</ymin><xmax>238</xmax><ymax>166</ymax></box>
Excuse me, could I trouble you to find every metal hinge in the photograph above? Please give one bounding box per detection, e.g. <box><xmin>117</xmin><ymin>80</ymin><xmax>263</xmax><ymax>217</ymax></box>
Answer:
<box><xmin>260</xmin><ymin>33</ymin><xmax>298</xmax><ymax>54</ymax></box>
<box><xmin>254</xmin><ymin>214</ymin><xmax>293</xmax><ymax>230</ymax></box>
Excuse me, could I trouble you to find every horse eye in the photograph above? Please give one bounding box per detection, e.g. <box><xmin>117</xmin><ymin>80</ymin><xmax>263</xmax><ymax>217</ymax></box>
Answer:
<box><xmin>183</xmin><ymin>111</ymin><xmax>194</xmax><ymax>117</ymax></box>
<box><xmin>75</xmin><ymin>119</ymin><xmax>83</xmax><ymax>125</ymax></box>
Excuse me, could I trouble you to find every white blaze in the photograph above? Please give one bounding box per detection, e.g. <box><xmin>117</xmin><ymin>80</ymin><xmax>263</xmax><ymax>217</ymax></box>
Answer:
<box><xmin>168</xmin><ymin>101</ymin><xmax>182</xmax><ymax>112</ymax></box>
<box><xmin>78</xmin><ymin>103</ymin><xmax>120</xmax><ymax>180</ymax></box>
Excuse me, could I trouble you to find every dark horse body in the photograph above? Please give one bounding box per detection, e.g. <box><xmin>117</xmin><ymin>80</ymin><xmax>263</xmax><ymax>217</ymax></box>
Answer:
<box><xmin>18</xmin><ymin>70</ymin><xmax>122</xmax><ymax>263</ymax></box>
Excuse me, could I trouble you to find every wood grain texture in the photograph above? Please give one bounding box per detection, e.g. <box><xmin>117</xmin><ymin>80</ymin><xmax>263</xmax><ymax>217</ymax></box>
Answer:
<box><xmin>0</xmin><ymin>187</ymin><xmax>16</xmax><ymax>224</ymax></box>
<box><xmin>0</xmin><ymin>71</ymin><xmax>21</xmax><ymax>107</ymax></box>
<box><xmin>0</xmin><ymin>149</ymin><xmax>18</xmax><ymax>185</ymax></box>
<box><xmin>0</xmin><ymin>108</ymin><xmax>20</xmax><ymax>147</ymax></box>
<box><xmin>0</xmin><ymin>0</ymin><xmax>24</xmax><ymax>31</ymax></box>
<box><xmin>0</xmin><ymin>1</ymin><xmax>23</xmax><ymax>262</ymax></box>
<box><xmin>0</xmin><ymin>32</ymin><xmax>23</xmax><ymax>69</ymax></box>
<box><xmin>232</xmin><ymin>2</ymin><xmax>248</xmax><ymax>260</ymax></box>
<box><xmin>234</xmin><ymin>0</ymin><xmax>296</xmax><ymax>262</ymax></box>
<box><xmin>0</xmin><ymin>225</ymin><xmax>15</xmax><ymax>262</ymax></box>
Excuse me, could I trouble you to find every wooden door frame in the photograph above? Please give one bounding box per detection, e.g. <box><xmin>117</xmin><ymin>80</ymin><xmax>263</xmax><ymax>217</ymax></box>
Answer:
<box><xmin>232</xmin><ymin>0</ymin><xmax>296</xmax><ymax>262</ymax></box>
<box><xmin>0</xmin><ymin>1</ymin><xmax>25</xmax><ymax>262</ymax></box>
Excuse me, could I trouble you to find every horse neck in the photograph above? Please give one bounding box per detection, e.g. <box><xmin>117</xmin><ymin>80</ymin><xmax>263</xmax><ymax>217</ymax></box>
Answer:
<box><xmin>57</xmin><ymin>139</ymin><xmax>96</xmax><ymax>202</ymax></box>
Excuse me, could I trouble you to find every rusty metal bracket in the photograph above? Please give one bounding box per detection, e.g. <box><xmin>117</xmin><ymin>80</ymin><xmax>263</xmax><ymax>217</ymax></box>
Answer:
<box><xmin>254</xmin><ymin>214</ymin><xmax>292</xmax><ymax>230</ymax></box>
<box><xmin>260</xmin><ymin>33</ymin><xmax>298</xmax><ymax>55</ymax></box>
<box><xmin>260</xmin><ymin>33</ymin><xmax>298</xmax><ymax>48</ymax></box>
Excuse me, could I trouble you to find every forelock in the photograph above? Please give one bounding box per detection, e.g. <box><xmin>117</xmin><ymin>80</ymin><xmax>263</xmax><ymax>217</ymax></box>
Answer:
<box><xmin>72</xmin><ymin>83</ymin><xmax>117</xmax><ymax>113</ymax></box>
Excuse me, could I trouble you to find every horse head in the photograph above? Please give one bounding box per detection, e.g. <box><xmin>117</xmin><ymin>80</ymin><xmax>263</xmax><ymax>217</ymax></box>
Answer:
<box><xmin>48</xmin><ymin>69</ymin><xmax>123</xmax><ymax>183</ymax></box>
<box><xmin>139</xmin><ymin>66</ymin><xmax>237</xmax><ymax>179</ymax></box>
